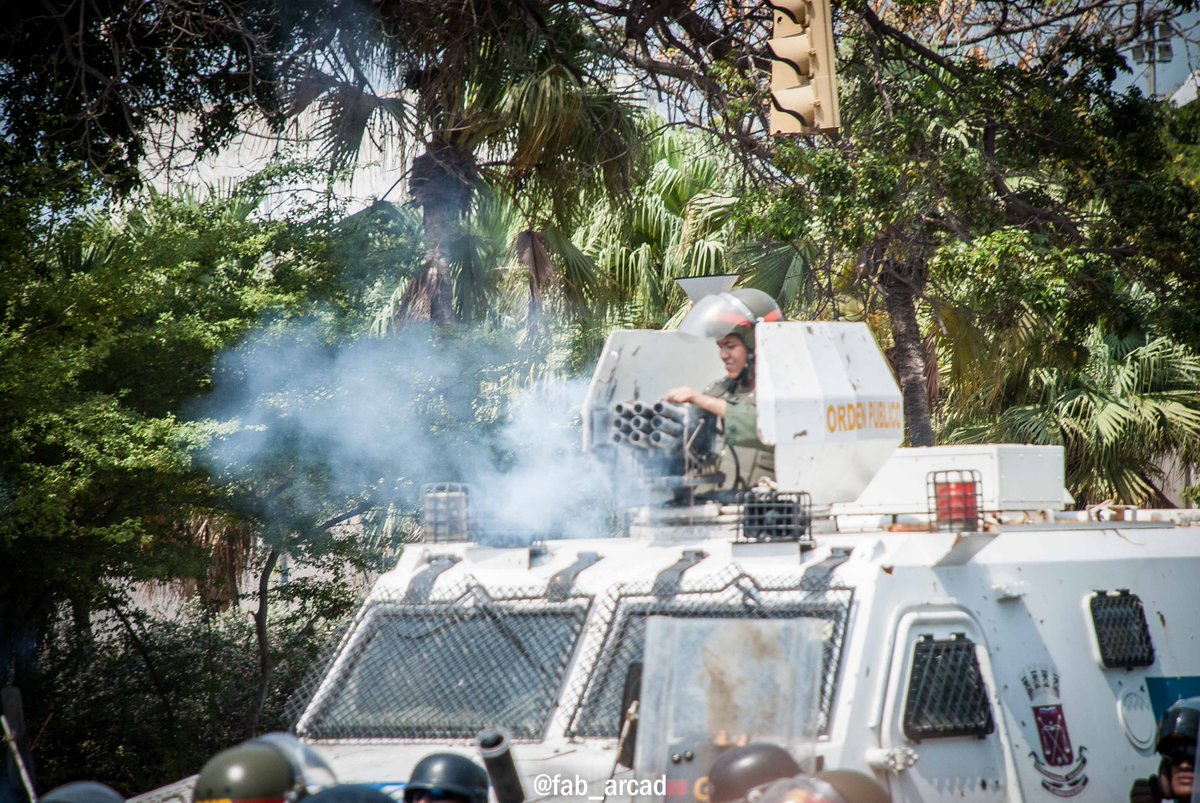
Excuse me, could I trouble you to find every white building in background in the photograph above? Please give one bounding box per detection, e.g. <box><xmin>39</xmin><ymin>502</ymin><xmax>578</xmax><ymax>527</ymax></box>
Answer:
<box><xmin>142</xmin><ymin>110</ymin><xmax>412</xmax><ymax>215</ymax></box>
<box><xmin>1172</xmin><ymin>72</ymin><xmax>1199</xmax><ymax>104</ymax></box>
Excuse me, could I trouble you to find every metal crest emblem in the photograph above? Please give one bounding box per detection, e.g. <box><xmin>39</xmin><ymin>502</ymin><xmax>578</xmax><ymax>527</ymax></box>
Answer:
<box><xmin>1020</xmin><ymin>667</ymin><xmax>1089</xmax><ymax>797</ymax></box>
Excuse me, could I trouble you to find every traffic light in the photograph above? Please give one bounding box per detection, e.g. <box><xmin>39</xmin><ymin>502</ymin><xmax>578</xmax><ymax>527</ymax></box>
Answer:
<box><xmin>766</xmin><ymin>0</ymin><xmax>840</xmax><ymax>135</ymax></box>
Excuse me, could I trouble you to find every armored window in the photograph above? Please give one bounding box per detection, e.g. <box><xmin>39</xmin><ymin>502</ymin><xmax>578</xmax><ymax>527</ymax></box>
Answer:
<box><xmin>903</xmin><ymin>634</ymin><xmax>995</xmax><ymax>741</ymax></box>
<box><xmin>1090</xmin><ymin>590</ymin><xmax>1155</xmax><ymax>669</ymax></box>
<box><xmin>298</xmin><ymin>586</ymin><xmax>589</xmax><ymax>740</ymax></box>
<box><xmin>565</xmin><ymin>573</ymin><xmax>853</xmax><ymax>738</ymax></box>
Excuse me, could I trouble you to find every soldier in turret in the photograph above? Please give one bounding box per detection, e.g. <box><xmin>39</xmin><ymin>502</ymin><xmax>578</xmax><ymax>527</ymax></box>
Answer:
<box><xmin>666</xmin><ymin>288</ymin><xmax>782</xmax><ymax>493</ymax></box>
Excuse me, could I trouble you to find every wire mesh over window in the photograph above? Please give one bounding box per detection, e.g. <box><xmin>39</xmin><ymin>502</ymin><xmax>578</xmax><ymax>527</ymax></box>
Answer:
<box><xmin>1090</xmin><ymin>590</ymin><xmax>1155</xmax><ymax>669</ymax></box>
<box><xmin>297</xmin><ymin>583</ymin><xmax>590</xmax><ymax>740</ymax></box>
<box><xmin>735</xmin><ymin>491</ymin><xmax>813</xmax><ymax>546</ymax></box>
<box><xmin>564</xmin><ymin>570</ymin><xmax>853</xmax><ymax>738</ymax></box>
<box><xmin>926</xmin><ymin>470</ymin><xmax>983</xmax><ymax>532</ymax></box>
<box><xmin>903</xmin><ymin>634</ymin><xmax>995</xmax><ymax>741</ymax></box>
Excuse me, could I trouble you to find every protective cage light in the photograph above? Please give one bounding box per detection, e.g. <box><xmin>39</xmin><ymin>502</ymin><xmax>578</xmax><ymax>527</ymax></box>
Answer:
<box><xmin>927</xmin><ymin>469</ymin><xmax>983</xmax><ymax>532</ymax></box>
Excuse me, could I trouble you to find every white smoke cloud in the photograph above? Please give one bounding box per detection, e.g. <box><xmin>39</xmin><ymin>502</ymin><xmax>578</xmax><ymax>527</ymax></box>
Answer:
<box><xmin>192</xmin><ymin>322</ymin><xmax>615</xmax><ymax>542</ymax></box>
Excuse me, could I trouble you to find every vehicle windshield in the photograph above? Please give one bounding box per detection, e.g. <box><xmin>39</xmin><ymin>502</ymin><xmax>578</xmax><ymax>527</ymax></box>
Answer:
<box><xmin>565</xmin><ymin>575</ymin><xmax>853</xmax><ymax>738</ymax></box>
<box><xmin>299</xmin><ymin>596</ymin><xmax>589</xmax><ymax>740</ymax></box>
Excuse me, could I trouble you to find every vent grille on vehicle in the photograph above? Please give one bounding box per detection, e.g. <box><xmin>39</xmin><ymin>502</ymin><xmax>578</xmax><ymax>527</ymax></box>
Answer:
<box><xmin>735</xmin><ymin>490</ymin><xmax>814</xmax><ymax>546</ymax></box>
<box><xmin>295</xmin><ymin>582</ymin><xmax>590</xmax><ymax>740</ymax></box>
<box><xmin>564</xmin><ymin>568</ymin><xmax>853</xmax><ymax>738</ymax></box>
<box><xmin>1090</xmin><ymin>590</ymin><xmax>1155</xmax><ymax>669</ymax></box>
<box><xmin>903</xmin><ymin>634</ymin><xmax>995</xmax><ymax>741</ymax></box>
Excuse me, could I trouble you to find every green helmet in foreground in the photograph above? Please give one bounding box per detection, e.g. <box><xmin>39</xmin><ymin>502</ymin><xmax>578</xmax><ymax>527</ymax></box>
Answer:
<box><xmin>193</xmin><ymin>742</ymin><xmax>296</xmax><ymax>803</ymax></box>
<box><xmin>192</xmin><ymin>733</ymin><xmax>337</xmax><ymax>803</ymax></box>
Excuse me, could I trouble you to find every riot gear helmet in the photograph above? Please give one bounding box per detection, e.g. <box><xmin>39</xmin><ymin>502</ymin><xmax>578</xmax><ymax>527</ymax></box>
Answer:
<box><xmin>1157</xmin><ymin>698</ymin><xmax>1200</xmax><ymax>758</ymax></box>
<box><xmin>404</xmin><ymin>753</ymin><xmax>489</xmax><ymax>803</ymax></box>
<box><xmin>1151</xmin><ymin>698</ymin><xmax>1200</xmax><ymax>803</ymax></box>
<box><xmin>679</xmin><ymin>290</ymin><xmax>783</xmax><ymax>352</ymax></box>
<box><xmin>193</xmin><ymin>734</ymin><xmax>336</xmax><ymax>803</ymax></box>
<box><xmin>707</xmin><ymin>743</ymin><xmax>802</xmax><ymax>803</ymax></box>
<box><xmin>193</xmin><ymin>742</ymin><xmax>297</xmax><ymax>803</ymax></box>
<box><xmin>41</xmin><ymin>782</ymin><xmax>125</xmax><ymax>803</ymax></box>
<box><xmin>305</xmin><ymin>786</ymin><xmax>396</xmax><ymax>803</ymax></box>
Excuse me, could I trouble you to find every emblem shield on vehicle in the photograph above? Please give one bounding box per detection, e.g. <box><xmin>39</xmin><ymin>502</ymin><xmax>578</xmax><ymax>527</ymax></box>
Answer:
<box><xmin>1021</xmin><ymin>667</ymin><xmax>1089</xmax><ymax>797</ymax></box>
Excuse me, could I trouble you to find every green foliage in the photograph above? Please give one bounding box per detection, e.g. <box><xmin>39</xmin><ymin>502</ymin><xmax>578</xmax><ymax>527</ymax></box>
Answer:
<box><xmin>944</xmin><ymin>329</ymin><xmax>1200</xmax><ymax>505</ymax></box>
<box><xmin>0</xmin><ymin>160</ymin><xmax>412</xmax><ymax>661</ymax></box>
<box><xmin>735</xmin><ymin>7</ymin><xmax>1200</xmax><ymax>449</ymax></box>
<box><xmin>570</xmin><ymin>128</ymin><xmax>762</xmax><ymax>329</ymax></box>
<box><xmin>0</xmin><ymin>158</ymin><xmax>429</xmax><ymax>792</ymax></box>
<box><xmin>27</xmin><ymin>593</ymin><xmax>351</xmax><ymax>793</ymax></box>
<box><xmin>0</xmin><ymin>0</ymin><xmax>279</xmax><ymax>193</ymax></box>
<box><xmin>1165</xmin><ymin>99</ymin><xmax>1200</xmax><ymax>188</ymax></box>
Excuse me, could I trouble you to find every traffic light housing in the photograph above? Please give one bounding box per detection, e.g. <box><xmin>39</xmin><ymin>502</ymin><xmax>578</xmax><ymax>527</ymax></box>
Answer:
<box><xmin>767</xmin><ymin>0</ymin><xmax>840</xmax><ymax>135</ymax></box>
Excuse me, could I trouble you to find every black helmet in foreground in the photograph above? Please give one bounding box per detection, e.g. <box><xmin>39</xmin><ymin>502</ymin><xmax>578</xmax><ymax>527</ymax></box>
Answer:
<box><xmin>40</xmin><ymin>782</ymin><xmax>125</xmax><ymax>803</ymax></box>
<box><xmin>708</xmin><ymin>743</ymin><xmax>802</xmax><ymax>803</ymax></box>
<box><xmin>404</xmin><ymin>753</ymin><xmax>489</xmax><ymax>803</ymax></box>
<box><xmin>1156</xmin><ymin>697</ymin><xmax>1200</xmax><ymax>755</ymax></box>
<box><xmin>304</xmin><ymin>785</ymin><xmax>396</xmax><ymax>803</ymax></box>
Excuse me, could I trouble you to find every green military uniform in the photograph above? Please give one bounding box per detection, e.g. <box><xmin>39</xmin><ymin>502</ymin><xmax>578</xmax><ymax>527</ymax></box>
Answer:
<box><xmin>705</xmin><ymin>377</ymin><xmax>774</xmax><ymax>491</ymax></box>
<box><xmin>680</xmin><ymin>287</ymin><xmax>783</xmax><ymax>495</ymax></box>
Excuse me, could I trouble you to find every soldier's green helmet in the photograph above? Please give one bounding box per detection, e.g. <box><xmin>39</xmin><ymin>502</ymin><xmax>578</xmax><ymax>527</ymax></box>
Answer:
<box><xmin>707</xmin><ymin>743</ymin><xmax>801</xmax><ymax>803</ymax></box>
<box><xmin>193</xmin><ymin>734</ymin><xmax>336</xmax><ymax>803</ymax></box>
<box><xmin>679</xmin><ymin>289</ymin><xmax>782</xmax><ymax>351</ymax></box>
<box><xmin>403</xmin><ymin>753</ymin><xmax>489</xmax><ymax>803</ymax></box>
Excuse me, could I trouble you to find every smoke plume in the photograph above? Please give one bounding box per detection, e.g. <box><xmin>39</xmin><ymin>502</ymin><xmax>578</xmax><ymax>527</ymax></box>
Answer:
<box><xmin>192</xmin><ymin>322</ymin><xmax>613</xmax><ymax>543</ymax></box>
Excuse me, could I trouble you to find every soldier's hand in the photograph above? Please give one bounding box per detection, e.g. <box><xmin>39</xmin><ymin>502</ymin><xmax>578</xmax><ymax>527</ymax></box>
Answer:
<box><xmin>665</xmin><ymin>386</ymin><xmax>696</xmax><ymax>404</ymax></box>
<box><xmin>1129</xmin><ymin>774</ymin><xmax>1165</xmax><ymax>803</ymax></box>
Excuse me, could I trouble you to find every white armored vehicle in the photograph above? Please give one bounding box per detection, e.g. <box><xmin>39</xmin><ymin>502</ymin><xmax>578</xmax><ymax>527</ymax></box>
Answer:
<box><xmin>148</xmin><ymin>313</ymin><xmax>1200</xmax><ymax>803</ymax></box>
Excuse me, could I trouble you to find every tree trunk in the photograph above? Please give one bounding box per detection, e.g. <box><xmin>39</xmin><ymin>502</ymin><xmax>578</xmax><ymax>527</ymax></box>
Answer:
<box><xmin>423</xmin><ymin>200</ymin><xmax>457</xmax><ymax>327</ymax></box>
<box><xmin>247</xmin><ymin>548</ymin><xmax>278</xmax><ymax>737</ymax></box>
<box><xmin>408</xmin><ymin>141</ymin><xmax>476</xmax><ymax>327</ymax></box>
<box><xmin>879</xmin><ymin>261</ymin><xmax>936</xmax><ymax>447</ymax></box>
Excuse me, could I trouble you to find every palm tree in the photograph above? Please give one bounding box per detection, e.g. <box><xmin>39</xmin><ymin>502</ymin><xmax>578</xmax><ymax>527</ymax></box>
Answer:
<box><xmin>283</xmin><ymin>1</ymin><xmax>644</xmax><ymax>326</ymax></box>
<box><xmin>942</xmin><ymin>326</ymin><xmax>1200</xmax><ymax>505</ymax></box>
<box><xmin>571</xmin><ymin>128</ymin><xmax>814</xmax><ymax>326</ymax></box>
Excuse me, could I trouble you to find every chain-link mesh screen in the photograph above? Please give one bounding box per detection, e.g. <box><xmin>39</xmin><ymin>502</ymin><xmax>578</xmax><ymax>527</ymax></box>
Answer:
<box><xmin>1090</xmin><ymin>590</ymin><xmax>1155</xmax><ymax>669</ymax></box>
<box><xmin>296</xmin><ymin>582</ymin><xmax>590</xmax><ymax>740</ymax></box>
<box><xmin>902</xmin><ymin>634</ymin><xmax>995</xmax><ymax>740</ymax></box>
<box><xmin>564</xmin><ymin>569</ymin><xmax>853</xmax><ymax>738</ymax></box>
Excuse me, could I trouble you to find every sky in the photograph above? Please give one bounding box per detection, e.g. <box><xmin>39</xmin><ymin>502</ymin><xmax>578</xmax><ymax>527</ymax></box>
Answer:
<box><xmin>1114</xmin><ymin>10</ymin><xmax>1200</xmax><ymax>102</ymax></box>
